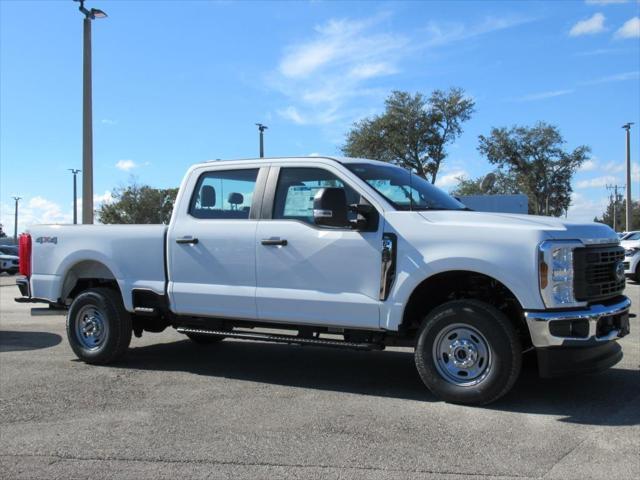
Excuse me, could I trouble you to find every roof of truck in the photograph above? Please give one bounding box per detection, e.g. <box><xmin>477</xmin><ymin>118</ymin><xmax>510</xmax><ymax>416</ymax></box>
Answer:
<box><xmin>197</xmin><ymin>156</ymin><xmax>392</xmax><ymax>168</ymax></box>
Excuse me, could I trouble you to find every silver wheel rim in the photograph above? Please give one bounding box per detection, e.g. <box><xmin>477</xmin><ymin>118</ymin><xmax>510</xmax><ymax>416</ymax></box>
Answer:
<box><xmin>75</xmin><ymin>305</ymin><xmax>108</xmax><ymax>350</ymax></box>
<box><xmin>432</xmin><ymin>323</ymin><xmax>492</xmax><ymax>386</ymax></box>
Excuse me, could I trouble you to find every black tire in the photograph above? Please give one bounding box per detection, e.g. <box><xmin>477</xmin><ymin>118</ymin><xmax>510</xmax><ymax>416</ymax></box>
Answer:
<box><xmin>635</xmin><ymin>264</ymin><xmax>640</xmax><ymax>283</ymax></box>
<box><xmin>66</xmin><ymin>287</ymin><xmax>132</xmax><ymax>364</ymax></box>
<box><xmin>185</xmin><ymin>332</ymin><xmax>225</xmax><ymax>345</ymax></box>
<box><xmin>415</xmin><ymin>299</ymin><xmax>522</xmax><ymax>406</ymax></box>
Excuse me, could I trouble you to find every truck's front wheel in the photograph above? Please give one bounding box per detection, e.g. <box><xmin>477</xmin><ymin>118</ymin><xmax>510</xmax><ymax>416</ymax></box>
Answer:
<box><xmin>66</xmin><ymin>287</ymin><xmax>132</xmax><ymax>365</ymax></box>
<box><xmin>415</xmin><ymin>299</ymin><xmax>521</xmax><ymax>405</ymax></box>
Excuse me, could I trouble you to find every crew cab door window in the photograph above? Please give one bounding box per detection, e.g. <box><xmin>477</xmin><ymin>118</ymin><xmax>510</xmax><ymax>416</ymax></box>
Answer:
<box><xmin>190</xmin><ymin>169</ymin><xmax>259</xmax><ymax>219</ymax></box>
<box><xmin>273</xmin><ymin>168</ymin><xmax>359</xmax><ymax>225</ymax></box>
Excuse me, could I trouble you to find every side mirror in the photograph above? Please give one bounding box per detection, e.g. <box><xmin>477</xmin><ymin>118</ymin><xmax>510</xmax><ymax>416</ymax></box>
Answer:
<box><xmin>313</xmin><ymin>188</ymin><xmax>349</xmax><ymax>228</ymax></box>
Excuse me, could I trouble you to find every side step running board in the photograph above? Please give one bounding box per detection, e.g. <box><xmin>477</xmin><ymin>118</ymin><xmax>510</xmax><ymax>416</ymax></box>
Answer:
<box><xmin>176</xmin><ymin>327</ymin><xmax>384</xmax><ymax>351</ymax></box>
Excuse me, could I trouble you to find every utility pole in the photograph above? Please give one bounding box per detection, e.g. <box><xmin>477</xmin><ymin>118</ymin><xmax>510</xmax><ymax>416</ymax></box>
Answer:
<box><xmin>606</xmin><ymin>184</ymin><xmax>625</xmax><ymax>232</ymax></box>
<box><xmin>622</xmin><ymin>123</ymin><xmax>634</xmax><ymax>232</ymax></box>
<box><xmin>256</xmin><ymin>123</ymin><xmax>268</xmax><ymax>158</ymax></box>
<box><xmin>74</xmin><ymin>0</ymin><xmax>107</xmax><ymax>224</ymax></box>
<box><xmin>12</xmin><ymin>196</ymin><xmax>22</xmax><ymax>243</ymax></box>
<box><xmin>69</xmin><ymin>169</ymin><xmax>81</xmax><ymax>224</ymax></box>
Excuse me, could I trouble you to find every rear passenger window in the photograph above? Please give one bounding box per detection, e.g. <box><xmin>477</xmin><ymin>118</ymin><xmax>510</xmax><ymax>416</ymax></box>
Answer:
<box><xmin>190</xmin><ymin>169</ymin><xmax>259</xmax><ymax>219</ymax></box>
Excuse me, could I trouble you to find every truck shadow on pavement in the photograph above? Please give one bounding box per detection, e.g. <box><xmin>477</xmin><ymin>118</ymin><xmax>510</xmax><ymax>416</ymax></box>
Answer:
<box><xmin>120</xmin><ymin>339</ymin><xmax>639</xmax><ymax>426</ymax></box>
<box><xmin>0</xmin><ymin>330</ymin><xmax>62</xmax><ymax>352</ymax></box>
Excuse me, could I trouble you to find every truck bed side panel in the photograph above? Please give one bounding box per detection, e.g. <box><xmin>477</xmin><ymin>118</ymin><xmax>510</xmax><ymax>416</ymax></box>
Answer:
<box><xmin>29</xmin><ymin>224</ymin><xmax>167</xmax><ymax>311</ymax></box>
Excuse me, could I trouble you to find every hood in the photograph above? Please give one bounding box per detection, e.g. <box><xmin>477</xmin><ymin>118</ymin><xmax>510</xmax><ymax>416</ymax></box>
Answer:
<box><xmin>417</xmin><ymin>210</ymin><xmax>619</xmax><ymax>244</ymax></box>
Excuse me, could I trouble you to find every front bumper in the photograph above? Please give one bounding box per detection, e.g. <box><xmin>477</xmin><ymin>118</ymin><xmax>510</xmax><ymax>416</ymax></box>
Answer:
<box><xmin>524</xmin><ymin>296</ymin><xmax>631</xmax><ymax>347</ymax></box>
<box><xmin>525</xmin><ymin>296</ymin><xmax>631</xmax><ymax>378</ymax></box>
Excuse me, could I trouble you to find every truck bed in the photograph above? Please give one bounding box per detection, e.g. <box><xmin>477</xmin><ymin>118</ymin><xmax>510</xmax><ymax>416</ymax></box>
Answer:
<box><xmin>28</xmin><ymin>224</ymin><xmax>167</xmax><ymax>311</ymax></box>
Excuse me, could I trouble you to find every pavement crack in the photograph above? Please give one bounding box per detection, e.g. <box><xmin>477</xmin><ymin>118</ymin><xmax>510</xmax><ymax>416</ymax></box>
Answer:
<box><xmin>0</xmin><ymin>453</ymin><xmax>534</xmax><ymax>479</ymax></box>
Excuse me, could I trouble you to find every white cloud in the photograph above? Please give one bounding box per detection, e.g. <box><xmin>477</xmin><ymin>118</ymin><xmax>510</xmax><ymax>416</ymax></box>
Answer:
<box><xmin>0</xmin><ymin>197</ymin><xmax>71</xmax><ymax>235</ymax></box>
<box><xmin>101</xmin><ymin>118</ymin><xmax>117</xmax><ymax>125</ymax></box>
<box><xmin>277</xmin><ymin>106</ymin><xmax>308</xmax><ymax>125</ymax></box>
<box><xmin>435</xmin><ymin>169</ymin><xmax>468</xmax><ymax>189</ymax></box>
<box><xmin>603</xmin><ymin>160</ymin><xmax>626</xmax><ymax>173</ymax></box>
<box><xmin>272</xmin><ymin>15</ymin><xmax>408</xmax><ymax>128</ymax></box>
<box><xmin>615</xmin><ymin>17</ymin><xmax>640</xmax><ymax>38</ymax></box>
<box><xmin>632</xmin><ymin>162</ymin><xmax>640</xmax><ymax>182</ymax></box>
<box><xmin>115</xmin><ymin>159</ymin><xmax>138</xmax><ymax>171</ymax></box>
<box><xmin>579</xmin><ymin>159</ymin><xmax>598</xmax><ymax>172</ymax></box>
<box><xmin>308</xmin><ymin>152</ymin><xmax>321</xmax><ymax>157</ymax></box>
<box><xmin>515</xmin><ymin>89</ymin><xmax>574</xmax><ymax>102</ymax></box>
<box><xmin>271</xmin><ymin>14</ymin><xmax>527</xmax><ymax>130</ymax></box>
<box><xmin>424</xmin><ymin>16</ymin><xmax>535</xmax><ymax>47</ymax></box>
<box><xmin>570</xmin><ymin>13</ymin><xmax>607</xmax><ymax>36</ymax></box>
<box><xmin>278</xmin><ymin>15</ymin><xmax>407</xmax><ymax>80</ymax></box>
<box><xmin>566</xmin><ymin>192</ymin><xmax>609</xmax><ymax>223</ymax></box>
<box><xmin>94</xmin><ymin>191</ymin><xmax>114</xmax><ymax>205</ymax></box>
<box><xmin>575</xmin><ymin>47</ymin><xmax>624</xmax><ymax>56</ymax></box>
<box><xmin>348</xmin><ymin>62</ymin><xmax>397</xmax><ymax>80</ymax></box>
<box><xmin>576</xmin><ymin>175</ymin><xmax>617</xmax><ymax>188</ymax></box>
<box><xmin>581</xmin><ymin>70</ymin><xmax>640</xmax><ymax>85</ymax></box>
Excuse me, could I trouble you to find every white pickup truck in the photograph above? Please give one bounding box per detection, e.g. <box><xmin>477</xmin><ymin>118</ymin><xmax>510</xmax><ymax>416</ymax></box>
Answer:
<box><xmin>16</xmin><ymin>157</ymin><xmax>632</xmax><ymax>405</ymax></box>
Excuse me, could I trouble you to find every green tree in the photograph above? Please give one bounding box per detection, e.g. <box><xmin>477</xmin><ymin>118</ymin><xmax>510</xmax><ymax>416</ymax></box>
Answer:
<box><xmin>477</xmin><ymin>122</ymin><xmax>589</xmax><ymax>216</ymax></box>
<box><xmin>451</xmin><ymin>170</ymin><xmax>522</xmax><ymax>196</ymax></box>
<box><xmin>98</xmin><ymin>183</ymin><xmax>178</xmax><ymax>224</ymax></box>
<box><xmin>342</xmin><ymin>88</ymin><xmax>475</xmax><ymax>184</ymax></box>
<box><xmin>594</xmin><ymin>198</ymin><xmax>640</xmax><ymax>232</ymax></box>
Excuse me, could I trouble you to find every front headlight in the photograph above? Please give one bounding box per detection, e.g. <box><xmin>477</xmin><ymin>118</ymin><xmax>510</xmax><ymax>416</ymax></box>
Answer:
<box><xmin>539</xmin><ymin>241</ymin><xmax>583</xmax><ymax>308</ymax></box>
<box><xmin>624</xmin><ymin>247</ymin><xmax>639</xmax><ymax>257</ymax></box>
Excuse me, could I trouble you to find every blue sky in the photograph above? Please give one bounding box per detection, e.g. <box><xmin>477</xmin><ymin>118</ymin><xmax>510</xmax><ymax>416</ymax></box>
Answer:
<box><xmin>1</xmin><ymin>0</ymin><xmax>639</xmax><ymax>233</ymax></box>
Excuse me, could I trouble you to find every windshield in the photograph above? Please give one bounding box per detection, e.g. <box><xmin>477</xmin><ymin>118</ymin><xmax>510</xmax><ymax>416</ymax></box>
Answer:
<box><xmin>345</xmin><ymin>163</ymin><xmax>467</xmax><ymax>211</ymax></box>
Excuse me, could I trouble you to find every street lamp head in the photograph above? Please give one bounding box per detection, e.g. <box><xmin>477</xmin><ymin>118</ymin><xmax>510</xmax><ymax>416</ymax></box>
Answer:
<box><xmin>90</xmin><ymin>8</ymin><xmax>107</xmax><ymax>19</ymax></box>
<box><xmin>74</xmin><ymin>1</ymin><xmax>107</xmax><ymax>20</ymax></box>
<box><xmin>622</xmin><ymin>122</ymin><xmax>634</xmax><ymax>130</ymax></box>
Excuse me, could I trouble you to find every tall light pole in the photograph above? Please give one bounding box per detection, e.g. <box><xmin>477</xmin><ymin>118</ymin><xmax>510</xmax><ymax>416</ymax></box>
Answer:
<box><xmin>256</xmin><ymin>123</ymin><xmax>268</xmax><ymax>158</ymax></box>
<box><xmin>74</xmin><ymin>0</ymin><xmax>107</xmax><ymax>224</ymax></box>
<box><xmin>69</xmin><ymin>169</ymin><xmax>81</xmax><ymax>224</ymax></box>
<box><xmin>622</xmin><ymin>123</ymin><xmax>634</xmax><ymax>232</ymax></box>
<box><xmin>12</xmin><ymin>196</ymin><xmax>22</xmax><ymax>244</ymax></box>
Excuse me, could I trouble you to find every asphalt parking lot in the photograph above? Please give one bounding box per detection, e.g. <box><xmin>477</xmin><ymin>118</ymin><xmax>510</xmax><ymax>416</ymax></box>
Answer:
<box><xmin>0</xmin><ymin>275</ymin><xmax>638</xmax><ymax>480</ymax></box>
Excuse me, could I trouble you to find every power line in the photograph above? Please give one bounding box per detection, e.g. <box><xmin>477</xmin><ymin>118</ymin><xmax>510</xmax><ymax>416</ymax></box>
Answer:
<box><xmin>605</xmin><ymin>184</ymin><xmax>625</xmax><ymax>232</ymax></box>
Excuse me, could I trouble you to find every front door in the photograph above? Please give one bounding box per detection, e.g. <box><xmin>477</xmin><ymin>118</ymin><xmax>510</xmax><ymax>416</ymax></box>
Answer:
<box><xmin>255</xmin><ymin>166</ymin><xmax>382</xmax><ymax>329</ymax></box>
<box><xmin>168</xmin><ymin>166</ymin><xmax>265</xmax><ymax>319</ymax></box>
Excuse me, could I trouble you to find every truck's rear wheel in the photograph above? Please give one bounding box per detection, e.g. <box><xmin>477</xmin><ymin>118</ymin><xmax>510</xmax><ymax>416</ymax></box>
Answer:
<box><xmin>66</xmin><ymin>287</ymin><xmax>132</xmax><ymax>365</ymax></box>
<box><xmin>415</xmin><ymin>299</ymin><xmax>521</xmax><ymax>405</ymax></box>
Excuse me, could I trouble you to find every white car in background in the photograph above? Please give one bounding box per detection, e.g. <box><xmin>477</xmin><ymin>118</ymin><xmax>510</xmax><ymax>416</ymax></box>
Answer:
<box><xmin>621</xmin><ymin>232</ymin><xmax>640</xmax><ymax>282</ymax></box>
<box><xmin>0</xmin><ymin>245</ymin><xmax>19</xmax><ymax>275</ymax></box>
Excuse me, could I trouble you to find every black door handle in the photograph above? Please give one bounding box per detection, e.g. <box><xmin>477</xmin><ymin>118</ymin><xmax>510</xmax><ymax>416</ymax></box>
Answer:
<box><xmin>176</xmin><ymin>237</ymin><xmax>199</xmax><ymax>245</ymax></box>
<box><xmin>261</xmin><ymin>238</ymin><xmax>288</xmax><ymax>246</ymax></box>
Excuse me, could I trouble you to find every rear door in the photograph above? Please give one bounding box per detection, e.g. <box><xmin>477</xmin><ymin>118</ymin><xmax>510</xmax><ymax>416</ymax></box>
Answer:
<box><xmin>168</xmin><ymin>164</ymin><xmax>268</xmax><ymax>319</ymax></box>
<box><xmin>255</xmin><ymin>163</ymin><xmax>383</xmax><ymax>329</ymax></box>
